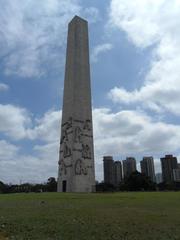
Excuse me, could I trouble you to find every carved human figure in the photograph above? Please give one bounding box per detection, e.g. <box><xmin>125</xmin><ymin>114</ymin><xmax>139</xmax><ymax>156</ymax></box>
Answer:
<box><xmin>67</xmin><ymin>117</ymin><xmax>72</xmax><ymax>129</ymax></box>
<box><xmin>60</xmin><ymin>128</ymin><xmax>68</xmax><ymax>144</ymax></box>
<box><xmin>59</xmin><ymin>159</ymin><xmax>67</xmax><ymax>175</ymax></box>
<box><xmin>75</xmin><ymin>159</ymin><xmax>87</xmax><ymax>175</ymax></box>
<box><xmin>82</xmin><ymin>144</ymin><xmax>91</xmax><ymax>159</ymax></box>
<box><xmin>74</xmin><ymin>126</ymin><xmax>82</xmax><ymax>143</ymax></box>
<box><xmin>83</xmin><ymin>120</ymin><xmax>91</xmax><ymax>131</ymax></box>
<box><xmin>63</xmin><ymin>142</ymin><xmax>71</xmax><ymax>158</ymax></box>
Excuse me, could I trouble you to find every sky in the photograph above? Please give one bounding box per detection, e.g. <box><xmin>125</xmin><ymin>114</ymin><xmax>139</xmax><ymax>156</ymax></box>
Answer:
<box><xmin>0</xmin><ymin>0</ymin><xmax>180</xmax><ymax>183</ymax></box>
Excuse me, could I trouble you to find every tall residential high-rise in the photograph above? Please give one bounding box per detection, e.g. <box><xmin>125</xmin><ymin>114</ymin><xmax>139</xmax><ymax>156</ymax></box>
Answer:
<box><xmin>123</xmin><ymin>157</ymin><xmax>137</xmax><ymax>179</ymax></box>
<box><xmin>103</xmin><ymin>157</ymin><xmax>123</xmax><ymax>186</ymax></box>
<box><xmin>114</xmin><ymin>161</ymin><xmax>123</xmax><ymax>186</ymax></box>
<box><xmin>103</xmin><ymin>156</ymin><xmax>115</xmax><ymax>185</ymax></box>
<box><xmin>57</xmin><ymin>16</ymin><xmax>95</xmax><ymax>192</ymax></box>
<box><xmin>173</xmin><ymin>169</ymin><xmax>180</xmax><ymax>182</ymax></box>
<box><xmin>140</xmin><ymin>156</ymin><xmax>156</xmax><ymax>182</ymax></box>
<box><xmin>160</xmin><ymin>155</ymin><xmax>178</xmax><ymax>183</ymax></box>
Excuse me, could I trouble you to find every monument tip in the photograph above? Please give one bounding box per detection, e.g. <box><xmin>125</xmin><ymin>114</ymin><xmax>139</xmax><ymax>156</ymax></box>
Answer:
<box><xmin>70</xmin><ymin>15</ymin><xmax>87</xmax><ymax>24</ymax></box>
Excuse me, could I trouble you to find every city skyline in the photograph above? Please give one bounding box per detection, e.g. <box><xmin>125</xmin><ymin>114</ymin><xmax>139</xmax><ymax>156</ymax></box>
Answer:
<box><xmin>104</xmin><ymin>154</ymin><xmax>180</xmax><ymax>174</ymax></box>
<box><xmin>1</xmin><ymin>0</ymin><xmax>180</xmax><ymax>183</ymax></box>
<box><xmin>103</xmin><ymin>154</ymin><xmax>180</xmax><ymax>184</ymax></box>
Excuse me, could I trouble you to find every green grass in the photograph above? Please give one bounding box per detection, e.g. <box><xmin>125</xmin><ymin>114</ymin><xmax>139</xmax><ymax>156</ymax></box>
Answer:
<box><xmin>0</xmin><ymin>192</ymin><xmax>180</xmax><ymax>240</ymax></box>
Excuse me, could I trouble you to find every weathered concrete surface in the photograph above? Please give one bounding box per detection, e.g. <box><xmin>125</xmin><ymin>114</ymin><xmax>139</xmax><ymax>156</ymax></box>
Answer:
<box><xmin>57</xmin><ymin>16</ymin><xmax>95</xmax><ymax>192</ymax></box>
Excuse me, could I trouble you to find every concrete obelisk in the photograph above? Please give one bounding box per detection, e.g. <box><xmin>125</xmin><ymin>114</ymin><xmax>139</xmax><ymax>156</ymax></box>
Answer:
<box><xmin>57</xmin><ymin>16</ymin><xmax>96</xmax><ymax>192</ymax></box>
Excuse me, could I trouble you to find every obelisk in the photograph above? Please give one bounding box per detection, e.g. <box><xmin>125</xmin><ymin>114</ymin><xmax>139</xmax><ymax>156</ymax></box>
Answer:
<box><xmin>57</xmin><ymin>16</ymin><xmax>96</xmax><ymax>192</ymax></box>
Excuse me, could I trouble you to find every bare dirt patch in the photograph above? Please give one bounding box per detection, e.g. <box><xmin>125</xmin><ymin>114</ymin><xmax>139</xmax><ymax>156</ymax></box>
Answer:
<box><xmin>0</xmin><ymin>232</ymin><xmax>8</xmax><ymax>240</ymax></box>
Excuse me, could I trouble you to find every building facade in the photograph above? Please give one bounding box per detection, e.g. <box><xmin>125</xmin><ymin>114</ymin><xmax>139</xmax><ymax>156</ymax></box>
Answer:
<box><xmin>103</xmin><ymin>157</ymin><xmax>123</xmax><ymax>186</ymax></box>
<box><xmin>140</xmin><ymin>156</ymin><xmax>156</xmax><ymax>182</ymax></box>
<box><xmin>123</xmin><ymin>157</ymin><xmax>137</xmax><ymax>179</ymax></box>
<box><xmin>173</xmin><ymin>169</ymin><xmax>180</xmax><ymax>182</ymax></box>
<box><xmin>103</xmin><ymin>156</ymin><xmax>115</xmax><ymax>185</ymax></box>
<box><xmin>160</xmin><ymin>155</ymin><xmax>178</xmax><ymax>183</ymax></box>
<box><xmin>114</xmin><ymin>161</ymin><xmax>123</xmax><ymax>186</ymax></box>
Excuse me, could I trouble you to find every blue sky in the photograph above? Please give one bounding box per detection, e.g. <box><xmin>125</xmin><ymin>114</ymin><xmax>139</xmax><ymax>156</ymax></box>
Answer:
<box><xmin>1</xmin><ymin>0</ymin><xmax>180</xmax><ymax>183</ymax></box>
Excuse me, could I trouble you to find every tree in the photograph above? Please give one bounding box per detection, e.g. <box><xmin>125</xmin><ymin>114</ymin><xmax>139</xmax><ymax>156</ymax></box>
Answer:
<box><xmin>46</xmin><ymin>177</ymin><xmax>57</xmax><ymax>192</ymax></box>
<box><xmin>0</xmin><ymin>181</ymin><xmax>11</xmax><ymax>193</ymax></box>
<box><xmin>120</xmin><ymin>171</ymin><xmax>156</xmax><ymax>191</ymax></box>
<box><xmin>96</xmin><ymin>182</ymin><xmax>115</xmax><ymax>192</ymax></box>
<box><xmin>0</xmin><ymin>181</ymin><xmax>6</xmax><ymax>193</ymax></box>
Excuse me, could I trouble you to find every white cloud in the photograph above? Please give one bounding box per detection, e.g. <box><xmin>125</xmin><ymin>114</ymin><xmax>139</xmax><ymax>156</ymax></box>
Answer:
<box><xmin>0</xmin><ymin>140</ymin><xmax>19</xmax><ymax>161</ymax></box>
<box><xmin>0</xmin><ymin>104</ymin><xmax>32</xmax><ymax>140</ymax></box>
<box><xmin>0</xmin><ymin>107</ymin><xmax>60</xmax><ymax>183</ymax></box>
<box><xmin>109</xmin><ymin>0</ymin><xmax>180</xmax><ymax>115</ymax></box>
<box><xmin>91</xmin><ymin>43</ymin><xmax>113</xmax><ymax>62</ymax></box>
<box><xmin>0</xmin><ymin>138</ymin><xmax>59</xmax><ymax>184</ymax></box>
<box><xmin>109</xmin><ymin>0</ymin><xmax>164</xmax><ymax>48</ymax></box>
<box><xmin>82</xmin><ymin>7</ymin><xmax>100</xmax><ymax>24</ymax></box>
<box><xmin>0</xmin><ymin>106</ymin><xmax>59</xmax><ymax>182</ymax></box>
<box><xmin>28</xmin><ymin>110</ymin><xmax>61</xmax><ymax>142</ymax></box>
<box><xmin>0</xmin><ymin>140</ymin><xmax>21</xmax><ymax>183</ymax></box>
<box><xmin>0</xmin><ymin>153</ymin><xmax>58</xmax><ymax>184</ymax></box>
<box><xmin>1</xmin><ymin>106</ymin><xmax>180</xmax><ymax>182</ymax></box>
<box><xmin>0</xmin><ymin>104</ymin><xmax>61</xmax><ymax>141</ymax></box>
<box><xmin>0</xmin><ymin>83</ymin><xmax>9</xmax><ymax>91</ymax></box>
<box><xmin>93</xmin><ymin>107</ymin><xmax>180</xmax><ymax>179</ymax></box>
<box><xmin>0</xmin><ymin>0</ymin><xmax>81</xmax><ymax>78</ymax></box>
<box><xmin>0</xmin><ymin>1</ymin><xmax>100</xmax><ymax>78</ymax></box>
<box><xmin>93</xmin><ymin>108</ymin><xmax>180</xmax><ymax>156</ymax></box>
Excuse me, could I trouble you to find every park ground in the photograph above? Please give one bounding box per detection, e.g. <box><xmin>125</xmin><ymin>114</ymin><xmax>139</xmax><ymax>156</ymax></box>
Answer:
<box><xmin>0</xmin><ymin>192</ymin><xmax>180</xmax><ymax>240</ymax></box>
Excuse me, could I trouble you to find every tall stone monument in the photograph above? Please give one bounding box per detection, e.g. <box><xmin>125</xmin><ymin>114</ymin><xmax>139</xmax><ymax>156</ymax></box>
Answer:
<box><xmin>57</xmin><ymin>16</ymin><xmax>96</xmax><ymax>192</ymax></box>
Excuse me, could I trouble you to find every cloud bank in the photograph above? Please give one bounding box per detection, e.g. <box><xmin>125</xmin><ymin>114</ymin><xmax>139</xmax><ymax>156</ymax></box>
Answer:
<box><xmin>0</xmin><ymin>0</ymin><xmax>81</xmax><ymax>78</ymax></box>
<box><xmin>1</xmin><ymin>104</ymin><xmax>180</xmax><ymax>182</ymax></box>
<box><xmin>0</xmin><ymin>0</ymin><xmax>100</xmax><ymax>78</ymax></box>
<box><xmin>91</xmin><ymin>43</ymin><xmax>113</xmax><ymax>62</ymax></box>
<box><xmin>109</xmin><ymin>0</ymin><xmax>180</xmax><ymax>115</ymax></box>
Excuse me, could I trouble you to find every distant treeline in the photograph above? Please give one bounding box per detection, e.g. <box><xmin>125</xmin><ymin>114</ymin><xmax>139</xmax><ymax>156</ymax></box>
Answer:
<box><xmin>96</xmin><ymin>171</ymin><xmax>180</xmax><ymax>192</ymax></box>
<box><xmin>1</xmin><ymin>173</ymin><xmax>180</xmax><ymax>193</ymax></box>
<box><xmin>0</xmin><ymin>177</ymin><xmax>57</xmax><ymax>194</ymax></box>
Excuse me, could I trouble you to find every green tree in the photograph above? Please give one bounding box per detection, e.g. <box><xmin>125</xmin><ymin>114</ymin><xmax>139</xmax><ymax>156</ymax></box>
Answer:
<box><xmin>121</xmin><ymin>171</ymin><xmax>156</xmax><ymax>191</ymax></box>
<box><xmin>47</xmin><ymin>177</ymin><xmax>57</xmax><ymax>192</ymax></box>
<box><xmin>0</xmin><ymin>181</ymin><xmax>7</xmax><ymax>193</ymax></box>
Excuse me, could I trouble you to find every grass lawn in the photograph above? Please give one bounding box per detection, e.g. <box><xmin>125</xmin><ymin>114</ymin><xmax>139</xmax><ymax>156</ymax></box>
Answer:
<box><xmin>0</xmin><ymin>192</ymin><xmax>180</xmax><ymax>240</ymax></box>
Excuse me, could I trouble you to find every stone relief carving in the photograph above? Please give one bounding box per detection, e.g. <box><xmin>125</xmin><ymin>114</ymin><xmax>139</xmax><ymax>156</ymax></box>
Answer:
<box><xmin>59</xmin><ymin>159</ymin><xmax>72</xmax><ymax>175</ymax></box>
<box><xmin>82</xmin><ymin>134</ymin><xmax>93</xmax><ymax>138</ymax></box>
<box><xmin>82</xmin><ymin>144</ymin><xmax>91</xmax><ymax>159</ymax></box>
<box><xmin>62</xmin><ymin>117</ymin><xmax>72</xmax><ymax>128</ymax></box>
<box><xmin>73</xmin><ymin>148</ymin><xmax>82</xmax><ymax>152</ymax></box>
<box><xmin>83</xmin><ymin>120</ymin><xmax>91</xmax><ymax>131</ymax></box>
<box><xmin>60</xmin><ymin>117</ymin><xmax>73</xmax><ymax>144</ymax></box>
<box><xmin>74</xmin><ymin>119</ymin><xmax>84</xmax><ymax>123</ymax></box>
<box><xmin>63</xmin><ymin>142</ymin><xmax>71</xmax><ymax>158</ymax></box>
<box><xmin>75</xmin><ymin>159</ymin><xmax>88</xmax><ymax>175</ymax></box>
<box><xmin>74</xmin><ymin>126</ymin><xmax>82</xmax><ymax>143</ymax></box>
<box><xmin>87</xmin><ymin>165</ymin><xmax>93</xmax><ymax>169</ymax></box>
<box><xmin>67</xmin><ymin>117</ymin><xmax>72</xmax><ymax>129</ymax></box>
<box><xmin>60</xmin><ymin>128</ymin><xmax>68</xmax><ymax>144</ymax></box>
<box><xmin>59</xmin><ymin>159</ymin><xmax>67</xmax><ymax>175</ymax></box>
<box><xmin>62</xmin><ymin>117</ymin><xmax>72</xmax><ymax>127</ymax></box>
